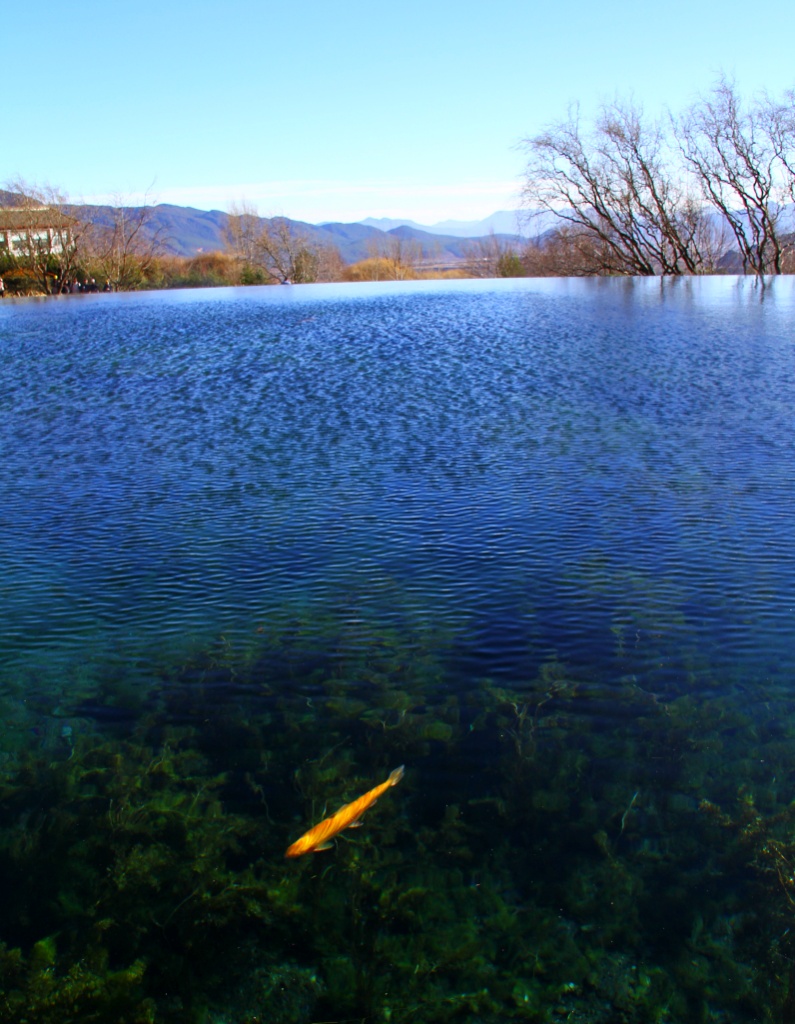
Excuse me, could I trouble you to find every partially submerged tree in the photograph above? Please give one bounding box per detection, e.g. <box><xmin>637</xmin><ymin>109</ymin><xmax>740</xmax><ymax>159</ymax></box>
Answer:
<box><xmin>676</xmin><ymin>78</ymin><xmax>795</xmax><ymax>275</ymax></box>
<box><xmin>521</xmin><ymin>82</ymin><xmax>795</xmax><ymax>277</ymax></box>
<box><xmin>520</xmin><ymin>101</ymin><xmax>721</xmax><ymax>276</ymax></box>
<box><xmin>766</xmin><ymin>89</ymin><xmax>795</xmax><ymax>208</ymax></box>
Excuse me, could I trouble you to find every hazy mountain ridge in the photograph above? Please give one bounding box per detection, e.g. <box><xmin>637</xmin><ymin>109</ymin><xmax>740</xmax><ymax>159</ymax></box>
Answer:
<box><xmin>0</xmin><ymin>190</ymin><xmax>35</xmax><ymax>207</ymax></box>
<box><xmin>359</xmin><ymin>210</ymin><xmax>530</xmax><ymax>237</ymax></box>
<box><xmin>7</xmin><ymin>195</ymin><xmax>789</xmax><ymax>265</ymax></box>
<box><xmin>137</xmin><ymin>206</ymin><xmax>524</xmax><ymax>261</ymax></box>
<box><xmin>4</xmin><ymin>201</ymin><xmax>522</xmax><ymax>262</ymax></box>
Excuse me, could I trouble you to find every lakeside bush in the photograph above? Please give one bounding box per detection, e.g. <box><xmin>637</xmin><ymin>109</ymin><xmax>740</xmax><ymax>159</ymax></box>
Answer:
<box><xmin>342</xmin><ymin>256</ymin><xmax>419</xmax><ymax>282</ymax></box>
<box><xmin>141</xmin><ymin>252</ymin><xmax>245</xmax><ymax>289</ymax></box>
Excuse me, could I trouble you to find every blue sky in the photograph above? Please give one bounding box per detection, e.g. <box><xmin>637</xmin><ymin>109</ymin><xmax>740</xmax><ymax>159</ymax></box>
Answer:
<box><xmin>5</xmin><ymin>0</ymin><xmax>794</xmax><ymax>224</ymax></box>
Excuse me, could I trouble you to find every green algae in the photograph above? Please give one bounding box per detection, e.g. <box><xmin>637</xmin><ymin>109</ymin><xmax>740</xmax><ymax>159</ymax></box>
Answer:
<box><xmin>1</xmin><ymin>612</ymin><xmax>794</xmax><ymax>1022</ymax></box>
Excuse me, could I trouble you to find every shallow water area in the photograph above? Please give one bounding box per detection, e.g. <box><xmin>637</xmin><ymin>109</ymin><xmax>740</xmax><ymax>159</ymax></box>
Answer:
<box><xmin>1</xmin><ymin>276</ymin><xmax>795</xmax><ymax>1022</ymax></box>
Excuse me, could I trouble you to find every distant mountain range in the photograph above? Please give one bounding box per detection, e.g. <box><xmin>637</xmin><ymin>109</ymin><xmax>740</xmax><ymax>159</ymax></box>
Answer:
<box><xmin>357</xmin><ymin>210</ymin><xmax>531</xmax><ymax>238</ymax></box>
<box><xmin>58</xmin><ymin>204</ymin><xmax>525</xmax><ymax>262</ymax></box>
<box><xmin>0</xmin><ymin>192</ymin><xmax>526</xmax><ymax>262</ymax></box>
<box><xmin>6</xmin><ymin>194</ymin><xmax>791</xmax><ymax>264</ymax></box>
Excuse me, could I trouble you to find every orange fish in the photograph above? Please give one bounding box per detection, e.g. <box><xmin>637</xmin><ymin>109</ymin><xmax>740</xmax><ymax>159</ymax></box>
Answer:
<box><xmin>285</xmin><ymin>765</ymin><xmax>405</xmax><ymax>858</ymax></box>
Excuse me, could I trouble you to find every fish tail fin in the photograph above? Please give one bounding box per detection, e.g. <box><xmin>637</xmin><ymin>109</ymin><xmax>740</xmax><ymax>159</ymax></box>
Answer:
<box><xmin>388</xmin><ymin>765</ymin><xmax>405</xmax><ymax>786</ymax></box>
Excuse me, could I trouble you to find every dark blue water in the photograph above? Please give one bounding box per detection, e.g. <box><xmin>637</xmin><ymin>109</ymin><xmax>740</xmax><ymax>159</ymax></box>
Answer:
<box><xmin>1</xmin><ymin>276</ymin><xmax>795</xmax><ymax>1022</ymax></box>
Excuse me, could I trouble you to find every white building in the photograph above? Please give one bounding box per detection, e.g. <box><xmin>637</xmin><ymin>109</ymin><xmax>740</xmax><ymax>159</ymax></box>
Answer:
<box><xmin>0</xmin><ymin>207</ymin><xmax>76</xmax><ymax>256</ymax></box>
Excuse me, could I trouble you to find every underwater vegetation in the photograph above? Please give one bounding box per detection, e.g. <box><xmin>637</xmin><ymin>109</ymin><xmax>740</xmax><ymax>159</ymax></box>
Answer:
<box><xmin>3</xmin><ymin>273</ymin><xmax>795</xmax><ymax>1022</ymax></box>
<box><xmin>1</xmin><ymin>611</ymin><xmax>795</xmax><ymax>1023</ymax></box>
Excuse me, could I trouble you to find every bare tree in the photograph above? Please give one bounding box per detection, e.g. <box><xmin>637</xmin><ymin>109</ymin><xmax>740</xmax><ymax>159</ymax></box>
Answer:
<box><xmin>255</xmin><ymin>217</ymin><xmax>320</xmax><ymax>283</ymax></box>
<box><xmin>314</xmin><ymin>243</ymin><xmax>346</xmax><ymax>282</ymax></box>
<box><xmin>463</xmin><ymin>233</ymin><xmax>502</xmax><ymax>277</ymax></box>
<box><xmin>225</xmin><ymin>206</ymin><xmax>337</xmax><ymax>283</ymax></box>
<box><xmin>365</xmin><ymin>233</ymin><xmax>423</xmax><ymax>279</ymax></box>
<box><xmin>521</xmin><ymin>101</ymin><xmax>720</xmax><ymax>275</ymax></box>
<box><xmin>676</xmin><ymin>78</ymin><xmax>795</xmax><ymax>275</ymax></box>
<box><xmin>766</xmin><ymin>89</ymin><xmax>795</xmax><ymax>207</ymax></box>
<box><xmin>224</xmin><ymin>199</ymin><xmax>261</xmax><ymax>265</ymax></box>
<box><xmin>521</xmin><ymin>226</ymin><xmax>604</xmax><ymax>277</ymax></box>
<box><xmin>83</xmin><ymin>190</ymin><xmax>167</xmax><ymax>290</ymax></box>
<box><xmin>463</xmin><ymin>232</ymin><xmax>524</xmax><ymax>277</ymax></box>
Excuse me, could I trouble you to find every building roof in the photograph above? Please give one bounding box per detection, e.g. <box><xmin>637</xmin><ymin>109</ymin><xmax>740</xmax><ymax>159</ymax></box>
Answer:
<box><xmin>0</xmin><ymin>207</ymin><xmax>77</xmax><ymax>230</ymax></box>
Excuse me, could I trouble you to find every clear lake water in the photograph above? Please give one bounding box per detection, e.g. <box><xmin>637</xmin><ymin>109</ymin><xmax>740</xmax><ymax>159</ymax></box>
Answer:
<box><xmin>1</xmin><ymin>276</ymin><xmax>795</xmax><ymax>1023</ymax></box>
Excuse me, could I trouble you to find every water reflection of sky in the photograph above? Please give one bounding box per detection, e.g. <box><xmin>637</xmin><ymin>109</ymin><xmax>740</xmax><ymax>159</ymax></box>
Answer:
<box><xmin>1</xmin><ymin>276</ymin><xmax>794</xmax><ymax>704</ymax></box>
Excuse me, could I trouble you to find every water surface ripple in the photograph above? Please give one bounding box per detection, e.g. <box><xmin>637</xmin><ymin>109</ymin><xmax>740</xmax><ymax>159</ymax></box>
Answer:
<box><xmin>1</xmin><ymin>277</ymin><xmax>794</xmax><ymax>708</ymax></box>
